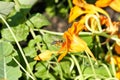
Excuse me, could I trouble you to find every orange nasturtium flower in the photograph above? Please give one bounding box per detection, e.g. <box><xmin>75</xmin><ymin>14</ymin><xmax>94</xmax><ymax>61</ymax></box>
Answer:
<box><xmin>69</xmin><ymin>0</ymin><xmax>111</xmax><ymax>23</ymax></box>
<box><xmin>57</xmin><ymin>22</ymin><xmax>96</xmax><ymax>62</ymax></box>
<box><xmin>34</xmin><ymin>22</ymin><xmax>96</xmax><ymax>62</ymax></box>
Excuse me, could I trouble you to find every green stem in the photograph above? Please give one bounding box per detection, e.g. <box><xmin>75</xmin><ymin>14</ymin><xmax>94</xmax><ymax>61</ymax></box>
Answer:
<box><xmin>56</xmin><ymin>62</ymin><xmax>64</xmax><ymax>80</ymax></box>
<box><xmin>30</xmin><ymin>28</ymin><xmax>42</xmax><ymax>50</ymax></box>
<box><xmin>12</xmin><ymin>57</ymin><xmax>35</xmax><ymax>80</ymax></box>
<box><xmin>36</xmin><ymin>29</ymin><xmax>107</xmax><ymax>37</ymax></box>
<box><xmin>68</xmin><ymin>0</ymin><xmax>72</xmax><ymax>8</ymax></box>
<box><xmin>71</xmin><ymin>54</ymin><xmax>84</xmax><ymax>80</ymax></box>
<box><xmin>101</xmin><ymin>63</ymin><xmax>112</xmax><ymax>77</ymax></box>
<box><xmin>25</xmin><ymin>19</ymin><xmax>42</xmax><ymax>51</ymax></box>
<box><xmin>0</xmin><ymin>15</ymin><xmax>36</xmax><ymax>80</ymax></box>
<box><xmin>51</xmin><ymin>55</ymin><xmax>64</xmax><ymax>80</ymax></box>
<box><xmin>39</xmin><ymin>29</ymin><xmax>63</xmax><ymax>36</ymax></box>
<box><xmin>68</xmin><ymin>57</ymin><xmax>75</xmax><ymax>72</ymax></box>
<box><xmin>34</xmin><ymin>29</ymin><xmax>93</xmax><ymax>36</ymax></box>
<box><xmin>96</xmin><ymin>35</ymin><xmax>104</xmax><ymax>53</ymax></box>
<box><xmin>36</xmin><ymin>29</ymin><xmax>120</xmax><ymax>44</ymax></box>
<box><xmin>85</xmin><ymin>51</ymin><xmax>97</xmax><ymax>79</ymax></box>
<box><xmin>85</xmin><ymin>14</ymin><xmax>102</xmax><ymax>33</ymax></box>
<box><xmin>106</xmin><ymin>43</ymin><xmax>116</xmax><ymax>77</ymax></box>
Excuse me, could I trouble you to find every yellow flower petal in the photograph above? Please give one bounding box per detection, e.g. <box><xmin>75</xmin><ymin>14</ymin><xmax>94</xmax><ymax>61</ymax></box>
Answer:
<box><xmin>114</xmin><ymin>56</ymin><xmax>120</xmax><ymax>68</ymax></box>
<box><xmin>73</xmin><ymin>0</ymin><xmax>86</xmax><ymax>7</ymax></box>
<box><xmin>95</xmin><ymin>0</ymin><xmax>120</xmax><ymax>12</ymax></box>
<box><xmin>85</xmin><ymin>4</ymin><xmax>110</xmax><ymax>18</ymax></box>
<box><xmin>107</xmin><ymin>55</ymin><xmax>120</xmax><ymax>79</ymax></box>
<box><xmin>69</xmin><ymin>35</ymin><xmax>87</xmax><ymax>52</ymax></box>
<box><xmin>95</xmin><ymin>0</ymin><xmax>112</xmax><ymax>7</ymax></box>
<box><xmin>34</xmin><ymin>50</ymin><xmax>52</xmax><ymax>61</ymax></box>
<box><xmin>70</xmin><ymin>35</ymin><xmax>96</xmax><ymax>60</ymax></box>
<box><xmin>57</xmin><ymin>50</ymin><xmax>68</xmax><ymax>62</ymax></box>
<box><xmin>69</xmin><ymin>6</ymin><xmax>86</xmax><ymax>23</ymax></box>
<box><xmin>107</xmin><ymin>55</ymin><xmax>120</xmax><ymax>67</ymax></box>
<box><xmin>109</xmin><ymin>0</ymin><xmax>120</xmax><ymax>12</ymax></box>
<box><xmin>69</xmin><ymin>3</ymin><xmax>110</xmax><ymax>23</ymax></box>
<box><xmin>116</xmin><ymin>69</ymin><xmax>120</xmax><ymax>79</ymax></box>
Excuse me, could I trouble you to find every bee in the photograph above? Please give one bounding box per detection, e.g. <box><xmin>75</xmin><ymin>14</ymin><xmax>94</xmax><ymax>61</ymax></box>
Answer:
<box><xmin>51</xmin><ymin>40</ymin><xmax>63</xmax><ymax>46</ymax></box>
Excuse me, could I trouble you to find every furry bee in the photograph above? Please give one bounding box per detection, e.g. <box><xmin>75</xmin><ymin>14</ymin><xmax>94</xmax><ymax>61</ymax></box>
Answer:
<box><xmin>51</xmin><ymin>40</ymin><xmax>63</xmax><ymax>46</ymax></box>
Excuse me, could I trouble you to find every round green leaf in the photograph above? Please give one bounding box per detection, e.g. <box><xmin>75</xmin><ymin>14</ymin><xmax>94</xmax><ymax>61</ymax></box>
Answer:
<box><xmin>26</xmin><ymin>13</ymin><xmax>51</xmax><ymax>29</ymax></box>
<box><xmin>0</xmin><ymin>40</ymin><xmax>21</xmax><ymax>80</ymax></box>
<box><xmin>1</xmin><ymin>24</ymin><xmax>29</xmax><ymax>42</ymax></box>
<box><xmin>0</xmin><ymin>1</ymin><xmax>14</xmax><ymax>16</ymax></box>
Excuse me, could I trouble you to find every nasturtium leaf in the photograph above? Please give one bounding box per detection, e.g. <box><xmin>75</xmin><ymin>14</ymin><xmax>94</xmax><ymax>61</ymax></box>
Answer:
<box><xmin>60</xmin><ymin>61</ymin><xmax>71</xmax><ymax>77</ymax></box>
<box><xmin>18</xmin><ymin>0</ymin><xmax>37</xmax><ymax>6</ymax></box>
<box><xmin>1</xmin><ymin>24</ymin><xmax>29</xmax><ymax>42</ymax></box>
<box><xmin>7</xmin><ymin>10</ymin><xmax>26</xmax><ymax>27</ymax></box>
<box><xmin>24</xmin><ymin>36</ymin><xmax>42</xmax><ymax>71</ymax></box>
<box><xmin>46</xmin><ymin>6</ymin><xmax>56</xmax><ymax>17</ymax></box>
<box><xmin>58</xmin><ymin>5</ymin><xmax>68</xmax><ymax>17</ymax></box>
<box><xmin>34</xmin><ymin>35</ymin><xmax>42</xmax><ymax>43</ymax></box>
<box><xmin>0</xmin><ymin>40</ymin><xmax>13</xmax><ymax>56</ymax></box>
<box><xmin>80</xmin><ymin>35</ymin><xmax>93</xmax><ymax>47</ymax></box>
<box><xmin>26</xmin><ymin>13</ymin><xmax>51</xmax><ymax>29</ymax></box>
<box><xmin>28</xmin><ymin>35</ymin><xmax>42</xmax><ymax>47</ymax></box>
<box><xmin>23</xmin><ymin>47</ymin><xmax>37</xmax><ymax>57</ymax></box>
<box><xmin>83</xmin><ymin>64</ymin><xmax>110</xmax><ymax>79</ymax></box>
<box><xmin>0</xmin><ymin>1</ymin><xmax>14</xmax><ymax>16</ymax></box>
<box><xmin>0</xmin><ymin>40</ymin><xmax>21</xmax><ymax>80</ymax></box>
<box><xmin>24</xmin><ymin>35</ymin><xmax>42</xmax><ymax>56</ymax></box>
<box><xmin>50</xmin><ymin>62</ymin><xmax>65</xmax><ymax>80</ymax></box>
<box><xmin>43</xmin><ymin>33</ymin><xmax>63</xmax><ymax>50</ymax></box>
<box><xmin>35</xmin><ymin>62</ymin><xmax>48</xmax><ymax>76</ymax></box>
<box><xmin>5</xmin><ymin>56</ymin><xmax>21</xmax><ymax>80</ymax></box>
<box><xmin>35</xmin><ymin>62</ymin><xmax>55</xmax><ymax>79</ymax></box>
<box><xmin>24</xmin><ymin>53</ymin><xmax>36</xmax><ymax>72</ymax></box>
